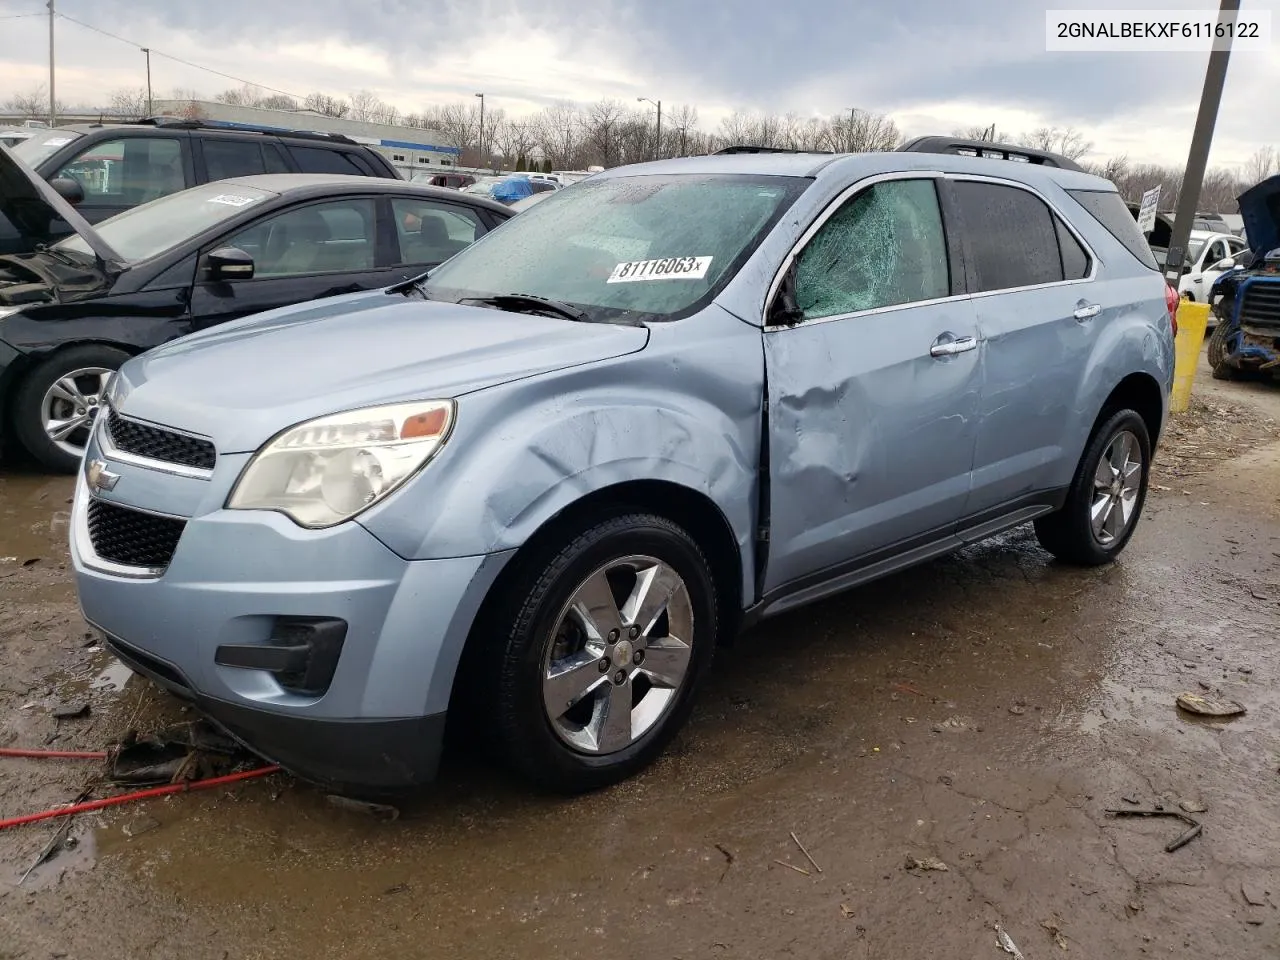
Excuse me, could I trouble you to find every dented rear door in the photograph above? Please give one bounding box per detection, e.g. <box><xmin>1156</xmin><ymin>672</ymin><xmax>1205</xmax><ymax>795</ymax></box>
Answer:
<box><xmin>761</xmin><ymin>175</ymin><xmax>981</xmax><ymax>594</ymax></box>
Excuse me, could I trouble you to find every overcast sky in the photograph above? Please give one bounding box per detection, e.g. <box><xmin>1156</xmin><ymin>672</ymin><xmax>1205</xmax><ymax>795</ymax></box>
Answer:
<box><xmin>1</xmin><ymin>0</ymin><xmax>1278</xmax><ymax>170</ymax></box>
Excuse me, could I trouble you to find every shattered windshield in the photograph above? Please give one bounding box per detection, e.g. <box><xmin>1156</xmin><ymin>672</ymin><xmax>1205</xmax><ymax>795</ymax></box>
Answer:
<box><xmin>422</xmin><ymin>173</ymin><xmax>807</xmax><ymax>322</ymax></box>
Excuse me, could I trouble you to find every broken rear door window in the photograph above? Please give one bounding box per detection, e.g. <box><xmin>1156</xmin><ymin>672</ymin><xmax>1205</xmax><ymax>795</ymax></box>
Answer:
<box><xmin>794</xmin><ymin>178</ymin><xmax>950</xmax><ymax>321</ymax></box>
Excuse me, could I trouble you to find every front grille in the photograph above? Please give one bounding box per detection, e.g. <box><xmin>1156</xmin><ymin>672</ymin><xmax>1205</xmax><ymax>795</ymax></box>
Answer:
<box><xmin>106</xmin><ymin>411</ymin><xmax>216</xmax><ymax>471</ymax></box>
<box><xmin>86</xmin><ymin>498</ymin><xmax>186</xmax><ymax>570</ymax></box>
<box><xmin>1239</xmin><ymin>281</ymin><xmax>1280</xmax><ymax>329</ymax></box>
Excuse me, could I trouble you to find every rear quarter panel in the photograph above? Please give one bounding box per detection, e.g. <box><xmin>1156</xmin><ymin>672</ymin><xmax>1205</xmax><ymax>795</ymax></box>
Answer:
<box><xmin>1055</xmin><ymin>190</ymin><xmax>1174</xmax><ymax>481</ymax></box>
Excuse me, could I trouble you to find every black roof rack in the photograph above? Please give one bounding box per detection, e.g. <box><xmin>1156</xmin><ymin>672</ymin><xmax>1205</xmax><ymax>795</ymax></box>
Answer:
<box><xmin>714</xmin><ymin>145</ymin><xmax>834</xmax><ymax>155</ymax></box>
<box><xmin>897</xmin><ymin>136</ymin><xmax>1086</xmax><ymax>172</ymax></box>
<box><xmin>131</xmin><ymin>116</ymin><xmax>358</xmax><ymax>145</ymax></box>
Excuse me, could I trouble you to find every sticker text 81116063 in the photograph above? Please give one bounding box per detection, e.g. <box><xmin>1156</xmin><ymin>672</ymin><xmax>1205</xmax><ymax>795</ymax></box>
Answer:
<box><xmin>607</xmin><ymin>256</ymin><xmax>713</xmax><ymax>283</ymax></box>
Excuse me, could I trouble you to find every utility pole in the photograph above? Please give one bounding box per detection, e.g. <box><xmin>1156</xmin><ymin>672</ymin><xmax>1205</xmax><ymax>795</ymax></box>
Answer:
<box><xmin>474</xmin><ymin>92</ymin><xmax>485</xmax><ymax>172</ymax></box>
<box><xmin>142</xmin><ymin>48</ymin><xmax>153</xmax><ymax>116</ymax></box>
<box><xmin>47</xmin><ymin>0</ymin><xmax>55</xmax><ymax>126</ymax></box>
<box><xmin>1163</xmin><ymin>0</ymin><xmax>1239</xmax><ymax>286</ymax></box>
<box><xmin>638</xmin><ymin>97</ymin><xmax>661</xmax><ymax>159</ymax></box>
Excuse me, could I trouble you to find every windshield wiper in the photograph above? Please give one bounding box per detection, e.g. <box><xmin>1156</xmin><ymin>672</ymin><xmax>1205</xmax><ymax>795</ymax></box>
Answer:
<box><xmin>33</xmin><ymin>243</ymin><xmax>81</xmax><ymax>267</ymax></box>
<box><xmin>461</xmin><ymin>293</ymin><xmax>594</xmax><ymax>324</ymax></box>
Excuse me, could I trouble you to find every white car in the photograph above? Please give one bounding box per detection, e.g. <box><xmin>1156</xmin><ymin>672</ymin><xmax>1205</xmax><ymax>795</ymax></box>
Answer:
<box><xmin>1178</xmin><ymin>231</ymin><xmax>1249</xmax><ymax>302</ymax></box>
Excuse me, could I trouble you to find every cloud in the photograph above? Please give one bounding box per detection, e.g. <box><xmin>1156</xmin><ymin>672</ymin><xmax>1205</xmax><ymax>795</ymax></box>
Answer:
<box><xmin>0</xmin><ymin>0</ymin><xmax>1277</xmax><ymax>167</ymax></box>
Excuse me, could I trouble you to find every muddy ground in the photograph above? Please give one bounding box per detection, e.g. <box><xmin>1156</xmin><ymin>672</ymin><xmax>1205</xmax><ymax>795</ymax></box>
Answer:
<box><xmin>4</xmin><ymin>350</ymin><xmax>1280</xmax><ymax>959</ymax></box>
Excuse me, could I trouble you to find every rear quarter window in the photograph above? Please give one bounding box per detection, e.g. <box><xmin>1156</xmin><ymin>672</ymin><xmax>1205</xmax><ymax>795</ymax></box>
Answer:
<box><xmin>1066</xmin><ymin>189</ymin><xmax>1160</xmax><ymax>272</ymax></box>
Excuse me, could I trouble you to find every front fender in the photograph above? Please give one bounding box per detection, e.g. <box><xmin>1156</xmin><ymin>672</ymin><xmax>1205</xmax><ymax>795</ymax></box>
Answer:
<box><xmin>356</xmin><ymin>308</ymin><xmax>765</xmax><ymax>601</ymax></box>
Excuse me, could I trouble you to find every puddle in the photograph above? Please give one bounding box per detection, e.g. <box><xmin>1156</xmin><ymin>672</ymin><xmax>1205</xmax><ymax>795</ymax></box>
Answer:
<box><xmin>91</xmin><ymin>660</ymin><xmax>134</xmax><ymax>693</ymax></box>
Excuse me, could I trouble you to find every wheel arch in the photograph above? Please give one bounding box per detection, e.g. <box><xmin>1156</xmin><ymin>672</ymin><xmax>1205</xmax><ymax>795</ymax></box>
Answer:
<box><xmin>446</xmin><ymin>479</ymin><xmax>745</xmax><ymax>728</ymax></box>
<box><xmin>2</xmin><ymin>339</ymin><xmax>141</xmax><ymax>439</ymax></box>
<box><xmin>1095</xmin><ymin>371</ymin><xmax>1165</xmax><ymax>449</ymax></box>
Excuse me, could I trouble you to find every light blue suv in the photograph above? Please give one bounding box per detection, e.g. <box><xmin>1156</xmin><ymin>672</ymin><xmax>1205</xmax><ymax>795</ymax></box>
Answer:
<box><xmin>71</xmin><ymin>146</ymin><xmax>1175</xmax><ymax>794</ymax></box>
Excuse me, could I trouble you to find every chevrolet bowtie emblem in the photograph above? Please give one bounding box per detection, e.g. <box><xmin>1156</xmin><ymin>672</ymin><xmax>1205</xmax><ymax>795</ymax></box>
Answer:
<box><xmin>86</xmin><ymin>458</ymin><xmax>119</xmax><ymax>493</ymax></box>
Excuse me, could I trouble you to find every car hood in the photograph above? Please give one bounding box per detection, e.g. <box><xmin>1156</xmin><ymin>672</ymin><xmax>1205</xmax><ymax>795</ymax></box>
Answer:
<box><xmin>112</xmin><ymin>291</ymin><xmax>649</xmax><ymax>453</ymax></box>
<box><xmin>0</xmin><ymin>145</ymin><xmax>122</xmax><ymax>264</ymax></box>
<box><xmin>1238</xmin><ymin>174</ymin><xmax>1280</xmax><ymax>259</ymax></box>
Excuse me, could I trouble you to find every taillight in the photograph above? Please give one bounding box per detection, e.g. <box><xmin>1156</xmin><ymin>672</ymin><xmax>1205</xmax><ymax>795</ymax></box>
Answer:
<box><xmin>1165</xmin><ymin>283</ymin><xmax>1179</xmax><ymax>338</ymax></box>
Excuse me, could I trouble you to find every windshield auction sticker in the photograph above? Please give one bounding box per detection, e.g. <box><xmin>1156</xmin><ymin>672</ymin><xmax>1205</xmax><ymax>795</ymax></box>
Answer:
<box><xmin>207</xmin><ymin>194</ymin><xmax>260</xmax><ymax>207</ymax></box>
<box><xmin>607</xmin><ymin>257</ymin><xmax>713</xmax><ymax>283</ymax></box>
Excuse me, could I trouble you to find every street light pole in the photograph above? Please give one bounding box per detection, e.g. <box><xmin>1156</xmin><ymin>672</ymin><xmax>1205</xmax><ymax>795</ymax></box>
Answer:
<box><xmin>142</xmin><ymin>48</ymin><xmax>153</xmax><ymax>116</ymax></box>
<box><xmin>47</xmin><ymin>0</ymin><xmax>55</xmax><ymax>126</ymax></box>
<box><xmin>638</xmin><ymin>97</ymin><xmax>661</xmax><ymax>160</ymax></box>
<box><xmin>474</xmin><ymin>93</ymin><xmax>485</xmax><ymax>173</ymax></box>
<box><xmin>1163</xmin><ymin>0</ymin><xmax>1240</xmax><ymax>286</ymax></box>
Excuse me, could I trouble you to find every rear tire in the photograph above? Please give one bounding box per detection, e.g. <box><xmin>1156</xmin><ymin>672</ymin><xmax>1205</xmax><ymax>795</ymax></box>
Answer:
<box><xmin>1034</xmin><ymin>409</ymin><xmax>1151</xmax><ymax>566</ymax></box>
<box><xmin>1207</xmin><ymin>322</ymin><xmax>1239</xmax><ymax>380</ymax></box>
<box><xmin>483</xmin><ymin>513</ymin><xmax>718</xmax><ymax>793</ymax></box>
<box><xmin>12</xmin><ymin>345</ymin><xmax>129</xmax><ymax>473</ymax></box>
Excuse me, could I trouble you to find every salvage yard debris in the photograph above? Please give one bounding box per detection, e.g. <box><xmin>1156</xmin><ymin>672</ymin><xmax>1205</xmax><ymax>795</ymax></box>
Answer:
<box><xmin>904</xmin><ymin>855</ymin><xmax>949</xmax><ymax>872</ymax></box>
<box><xmin>996</xmin><ymin>924</ymin><xmax>1026</xmax><ymax>960</ymax></box>
<box><xmin>1175</xmin><ymin>692</ymin><xmax>1246</xmax><ymax>717</ymax></box>
<box><xmin>1104</xmin><ymin>806</ymin><xmax>1203</xmax><ymax>853</ymax></box>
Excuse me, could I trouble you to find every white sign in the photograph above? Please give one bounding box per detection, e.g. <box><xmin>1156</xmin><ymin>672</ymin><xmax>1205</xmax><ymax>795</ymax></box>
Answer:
<box><xmin>1136</xmin><ymin>185</ymin><xmax>1162</xmax><ymax>235</ymax></box>
<box><xmin>607</xmin><ymin>256</ymin><xmax>713</xmax><ymax>283</ymax></box>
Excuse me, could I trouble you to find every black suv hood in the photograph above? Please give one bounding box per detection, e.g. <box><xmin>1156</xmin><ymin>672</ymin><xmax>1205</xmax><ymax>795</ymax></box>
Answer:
<box><xmin>0</xmin><ymin>144</ymin><xmax>122</xmax><ymax>264</ymax></box>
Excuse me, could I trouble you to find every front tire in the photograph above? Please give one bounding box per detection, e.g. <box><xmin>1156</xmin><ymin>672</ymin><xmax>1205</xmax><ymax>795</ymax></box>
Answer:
<box><xmin>1207</xmin><ymin>322</ymin><xmax>1239</xmax><ymax>380</ymax></box>
<box><xmin>12</xmin><ymin>345</ymin><xmax>129</xmax><ymax>473</ymax></box>
<box><xmin>1034</xmin><ymin>409</ymin><xmax>1151</xmax><ymax>566</ymax></box>
<box><xmin>487</xmin><ymin>513</ymin><xmax>718</xmax><ymax>793</ymax></box>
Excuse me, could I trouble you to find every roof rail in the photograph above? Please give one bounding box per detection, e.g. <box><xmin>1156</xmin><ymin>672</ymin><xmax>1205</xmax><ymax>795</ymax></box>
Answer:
<box><xmin>713</xmin><ymin>145</ymin><xmax>834</xmax><ymax>155</ymax></box>
<box><xmin>132</xmin><ymin>116</ymin><xmax>358</xmax><ymax>145</ymax></box>
<box><xmin>897</xmin><ymin>136</ymin><xmax>1086</xmax><ymax>172</ymax></box>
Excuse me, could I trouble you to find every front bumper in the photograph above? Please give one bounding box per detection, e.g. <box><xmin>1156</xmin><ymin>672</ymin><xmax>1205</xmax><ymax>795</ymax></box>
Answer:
<box><xmin>70</xmin><ymin>428</ymin><xmax>512</xmax><ymax>791</ymax></box>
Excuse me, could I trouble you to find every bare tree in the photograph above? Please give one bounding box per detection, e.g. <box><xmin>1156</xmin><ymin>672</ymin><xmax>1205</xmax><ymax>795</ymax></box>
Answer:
<box><xmin>1244</xmin><ymin>145</ymin><xmax>1277</xmax><ymax>185</ymax></box>
<box><xmin>1021</xmin><ymin>125</ymin><xmax>1093</xmax><ymax>161</ymax></box>
<box><xmin>259</xmin><ymin>94</ymin><xmax>299</xmax><ymax>112</ymax></box>
<box><xmin>664</xmin><ymin>103</ymin><xmax>699</xmax><ymax>158</ymax></box>
<box><xmin>347</xmin><ymin>90</ymin><xmax>384</xmax><ymax>122</ymax></box>
<box><xmin>6</xmin><ymin>86</ymin><xmax>51</xmax><ymax>118</ymax></box>
<box><xmin>535</xmin><ymin>101</ymin><xmax>581</xmax><ymax>168</ymax></box>
<box><xmin>952</xmin><ymin>124</ymin><xmax>1011</xmax><ymax>142</ymax></box>
<box><xmin>582</xmin><ymin>99</ymin><xmax>628</xmax><ymax>168</ymax></box>
<box><xmin>108</xmin><ymin>88</ymin><xmax>149</xmax><ymax>120</ymax></box>
<box><xmin>843</xmin><ymin>108</ymin><xmax>899</xmax><ymax>152</ymax></box>
<box><xmin>303</xmin><ymin>92</ymin><xmax>349</xmax><ymax>118</ymax></box>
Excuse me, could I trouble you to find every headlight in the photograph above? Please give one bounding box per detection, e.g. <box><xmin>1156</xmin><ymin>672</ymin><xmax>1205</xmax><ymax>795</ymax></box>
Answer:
<box><xmin>227</xmin><ymin>400</ymin><xmax>455</xmax><ymax>528</ymax></box>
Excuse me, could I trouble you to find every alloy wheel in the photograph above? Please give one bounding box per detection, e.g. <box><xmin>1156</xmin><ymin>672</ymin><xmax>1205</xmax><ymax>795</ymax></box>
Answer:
<box><xmin>541</xmin><ymin>555</ymin><xmax>694</xmax><ymax>755</ymax></box>
<box><xmin>1091</xmin><ymin>429</ymin><xmax>1143</xmax><ymax>546</ymax></box>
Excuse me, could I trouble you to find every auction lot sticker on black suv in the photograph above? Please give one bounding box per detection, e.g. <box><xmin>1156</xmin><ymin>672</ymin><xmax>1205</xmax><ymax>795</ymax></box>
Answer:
<box><xmin>608</xmin><ymin>257</ymin><xmax>712</xmax><ymax>283</ymax></box>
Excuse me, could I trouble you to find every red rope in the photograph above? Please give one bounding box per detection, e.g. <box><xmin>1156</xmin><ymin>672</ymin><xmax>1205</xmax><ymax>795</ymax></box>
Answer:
<box><xmin>0</xmin><ymin>765</ymin><xmax>280</xmax><ymax>831</ymax></box>
<box><xmin>0</xmin><ymin>748</ymin><xmax>108</xmax><ymax>760</ymax></box>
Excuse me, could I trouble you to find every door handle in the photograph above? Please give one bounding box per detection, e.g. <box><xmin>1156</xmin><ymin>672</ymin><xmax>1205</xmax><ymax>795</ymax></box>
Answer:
<box><xmin>929</xmin><ymin>335</ymin><xmax>978</xmax><ymax>357</ymax></box>
<box><xmin>1073</xmin><ymin>303</ymin><xmax>1101</xmax><ymax>321</ymax></box>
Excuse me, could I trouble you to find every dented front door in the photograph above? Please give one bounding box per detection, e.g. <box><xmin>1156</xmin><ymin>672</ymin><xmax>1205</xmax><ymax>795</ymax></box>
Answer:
<box><xmin>761</xmin><ymin>176</ymin><xmax>982</xmax><ymax>594</ymax></box>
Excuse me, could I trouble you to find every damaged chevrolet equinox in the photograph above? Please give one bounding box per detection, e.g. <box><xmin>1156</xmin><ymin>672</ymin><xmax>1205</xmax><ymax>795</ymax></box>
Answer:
<box><xmin>72</xmin><ymin>146</ymin><xmax>1175</xmax><ymax>794</ymax></box>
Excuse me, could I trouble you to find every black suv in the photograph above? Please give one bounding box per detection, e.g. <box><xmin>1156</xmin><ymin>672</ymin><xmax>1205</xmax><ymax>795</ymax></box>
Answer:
<box><xmin>8</xmin><ymin>118</ymin><xmax>400</xmax><ymax>227</ymax></box>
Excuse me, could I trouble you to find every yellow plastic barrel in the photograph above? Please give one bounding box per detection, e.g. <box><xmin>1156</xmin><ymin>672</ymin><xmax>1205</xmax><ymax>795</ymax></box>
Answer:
<box><xmin>1170</xmin><ymin>300</ymin><xmax>1211</xmax><ymax>414</ymax></box>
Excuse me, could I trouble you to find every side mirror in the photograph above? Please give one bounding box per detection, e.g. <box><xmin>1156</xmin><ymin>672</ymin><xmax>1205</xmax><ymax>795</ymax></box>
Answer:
<box><xmin>206</xmin><ymin>246</ymin><xmax>255</xmax><ymax>282</ymax></box>
<box><xmin>1212</xmin><ymin>256</ymin><xmax>1237</xmax><ymax>271</ymax></box>
<box><xmin>1181</xmin><ymin>264</ymin><xmax>1192</xmax><ymax>275</ymax></box>
<box><xmin>50</xmin><ymin>177</ymin><xmax>84</xmax><ymax>206</ymax></box>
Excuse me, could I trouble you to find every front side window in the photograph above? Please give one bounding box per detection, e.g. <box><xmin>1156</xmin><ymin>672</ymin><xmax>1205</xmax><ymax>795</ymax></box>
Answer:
<box><xmin>952</xmin><ymin>181</ymin><xmax>1064</xmax><ymax>292</ymax></box>
<box><xmin>225</xmin><ymin>197</ymin><xmax>376</xmax><ymax>278</ymax></box>
<box><xmin>53</xmin><ymin>136</ymin><xmax>184</xmax><ymax>207</ymax></box>
<box><xmin>423</xmin><ymin>173</ymin><xmax>807</xmax><ymax>323</ymax></box>
<box><xmin>392</xmin><ymin>198</ymin><xmax>483</xmax><ymax>266</ymax></box>
<box><xmin>793</xmin><ymin>178</ymin><xmax>950</xmax><ymax>321</ymax></box>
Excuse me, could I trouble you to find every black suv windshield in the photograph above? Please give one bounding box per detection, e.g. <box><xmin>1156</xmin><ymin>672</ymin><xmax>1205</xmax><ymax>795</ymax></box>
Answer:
<box><xmin>423</xmin><ymin>173</ymin><xmax>807</xmax><ymax>322</ymax></box>
<box><xmin>11</xmin><ymin>129</ymin><xmax>84</xmax><ymax>168</ymax></box>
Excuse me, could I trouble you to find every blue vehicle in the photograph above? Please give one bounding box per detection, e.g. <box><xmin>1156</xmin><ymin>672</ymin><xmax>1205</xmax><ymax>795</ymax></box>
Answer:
<box><xmin>69</xmin><ymin>144</ymin><xmax>1174</xmax><ymax>794</ymax></box>
<box><xmin>1207</xmin><ymin>175</ymin><xmax>1280</xmax><ymax>380</ymax></box>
